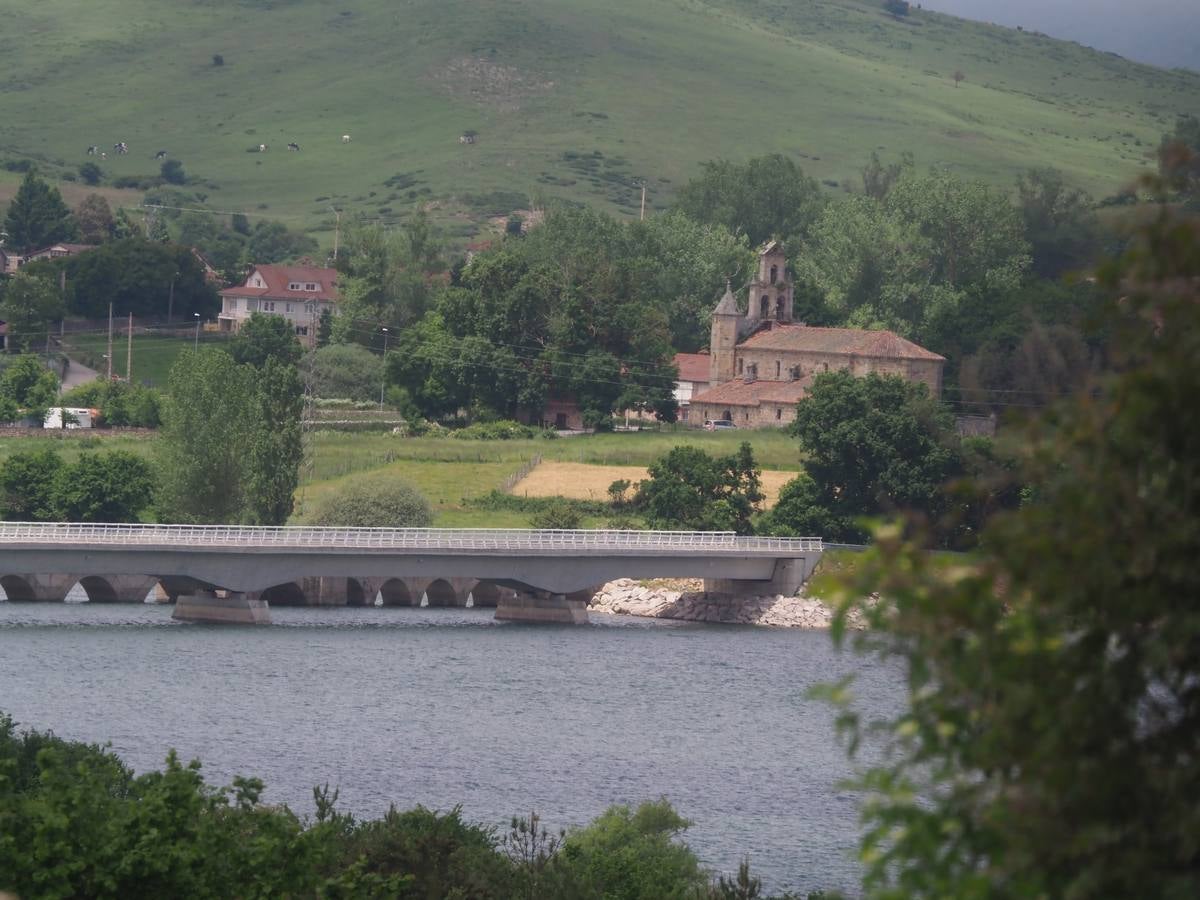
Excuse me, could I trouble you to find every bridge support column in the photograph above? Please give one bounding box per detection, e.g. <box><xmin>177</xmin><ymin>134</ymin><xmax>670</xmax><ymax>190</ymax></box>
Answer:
<box><xmin>703</xmin><ymin>556</ymin><xmax>818</xmax><ymax>598</ymax></box>
<box><xmin>495</xmin><ymin>591</ymin><xmax>589</xmax><ymax>625</ymax></box>
<box><xmin>172</xmin><ymin>591</ymin><xmax>271</xmax><ymax>625</ymax></box>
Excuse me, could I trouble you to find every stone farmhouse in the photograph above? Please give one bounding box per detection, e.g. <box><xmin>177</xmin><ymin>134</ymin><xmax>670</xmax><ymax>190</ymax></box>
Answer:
<box><xmin>687</xmin><ymin>242</ymin><xmax>944</xmax><ymax>428</ymax></box>
<box><xmin>218</xmin><ymin>264</ymin><xmax>339</xmax><ymax>346</ymax></box>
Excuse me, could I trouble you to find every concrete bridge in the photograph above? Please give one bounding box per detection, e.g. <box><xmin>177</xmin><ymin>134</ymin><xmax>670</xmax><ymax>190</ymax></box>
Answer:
<box><xmin>0</xmin><ymin>524</ymin><xmax>823</xmax><ymax>624</ymax></box>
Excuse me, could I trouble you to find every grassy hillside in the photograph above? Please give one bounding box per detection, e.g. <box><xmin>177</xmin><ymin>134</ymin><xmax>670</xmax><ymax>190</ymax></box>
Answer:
<box><xmin>1</xmin><ymin>0</ymin><xmax>1195</xmax><ymax>238</ymax></box>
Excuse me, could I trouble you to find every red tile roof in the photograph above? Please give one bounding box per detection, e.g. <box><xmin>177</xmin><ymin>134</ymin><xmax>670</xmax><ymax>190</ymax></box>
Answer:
<box><xmin>673</xmin><ymin>352</ymin><xmax>711</xmax><ymax>384</ymax></box>
<box><xmin>691</xmin><ymin>376</ymin><xmax>813</xmax><ymax>407</ymax></box>
<box><xmin>739</xmin><ymin>323</ymin><xmax>944</xmax><ymax>362</ymax></box>
<box><xmin>220</xmin><ymin>264</ymin><xmax>340</xmax><ymax>301</ymax></box>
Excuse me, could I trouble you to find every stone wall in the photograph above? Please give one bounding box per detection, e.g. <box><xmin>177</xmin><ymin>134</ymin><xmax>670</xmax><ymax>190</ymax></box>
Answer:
<box><xmin>589</xmin><ymin>578</ymin><xmax>866</xmax><ymax>629</ymax></box>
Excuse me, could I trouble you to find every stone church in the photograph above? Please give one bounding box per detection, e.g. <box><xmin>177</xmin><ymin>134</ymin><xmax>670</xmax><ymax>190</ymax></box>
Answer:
<box><xmin>687</xmin><ymin>242</ymin><xmax>945</xmax><ymax>428</ymax></box>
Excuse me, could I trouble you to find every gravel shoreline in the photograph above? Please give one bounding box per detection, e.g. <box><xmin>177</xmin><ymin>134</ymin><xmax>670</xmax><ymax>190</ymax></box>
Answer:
<box><xmin>588</xmin><ymin>578</ymin><xmax>865</xmax><ymax>629</ymax></box>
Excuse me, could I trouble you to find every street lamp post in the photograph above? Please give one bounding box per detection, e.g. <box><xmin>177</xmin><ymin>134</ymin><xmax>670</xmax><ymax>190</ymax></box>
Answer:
<box><xmin>379</xmin><ymin>327</ymin><xmax>389</xmax><ymax>412</ymax></box>
<box><xmin>193</xmin><ymin>313</ymin><xmax>201</xmax><ymax>350</ymax></box>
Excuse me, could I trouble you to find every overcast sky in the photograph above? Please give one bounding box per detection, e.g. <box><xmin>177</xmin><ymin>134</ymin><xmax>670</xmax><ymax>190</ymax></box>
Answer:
<box><xmin>918</xmin><ymin>0</ymin><xmax>1198</xmax><ymax>72</ymax></box>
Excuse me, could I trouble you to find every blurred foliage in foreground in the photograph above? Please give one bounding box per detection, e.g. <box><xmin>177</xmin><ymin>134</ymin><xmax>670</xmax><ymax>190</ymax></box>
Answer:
<box><xmin>819</xmin><ymin>167</ymin><xmax>1200</xmax><ymax>898</ymax></box>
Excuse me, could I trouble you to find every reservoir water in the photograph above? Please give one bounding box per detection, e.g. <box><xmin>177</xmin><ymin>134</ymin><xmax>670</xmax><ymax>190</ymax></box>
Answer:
<box><xmin>0</xmin><ymin>601</ymin><xmax>901</xmax><ymax>895</ymax></box>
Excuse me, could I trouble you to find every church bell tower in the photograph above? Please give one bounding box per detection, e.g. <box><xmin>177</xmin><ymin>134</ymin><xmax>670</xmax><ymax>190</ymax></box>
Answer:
<box><xmin>709</xmin><ymin>280</ymin><xmax>740</xmax><ymax>385</ymax></box>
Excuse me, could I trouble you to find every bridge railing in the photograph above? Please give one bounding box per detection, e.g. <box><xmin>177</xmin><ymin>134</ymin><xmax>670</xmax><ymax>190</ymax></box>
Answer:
<box><xmin>0</xmin><ymin>523</ymin><xmax>822</xmax><ymax>553</ymax></box>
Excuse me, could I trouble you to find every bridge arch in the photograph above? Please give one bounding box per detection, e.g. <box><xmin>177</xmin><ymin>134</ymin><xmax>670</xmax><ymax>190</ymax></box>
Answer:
<box><xmin>0</xmin><ymin>575</ymin><xmax>36</xmax><ymax>602</ymax></box>
<box><xmin>379</xmin><ymin>578</ymin><xmax>413</xmax><ymax>607</ymax></box>
<box><xmin>469</xmin><ymin>580</ymin><xmax>501</xmax><ymax>608</ymax></box>
<box><xmin>346</xmin><ymin>578</ymin><xmax>367</xmax><ymax>607</ymax></box>
<box><xmin>77</xmin><ymin>576</ymin><xmax>119</xmax><ymax>603</ymax></box>
<box><xmin>259</xmin><ymin>582</ymin><xmax>307</xmax><ymax>606</ymax></box>
<box><xmin>423</xmin><ymin>578</ymin><xmax>457</xmax><ymax>608</ymax></box>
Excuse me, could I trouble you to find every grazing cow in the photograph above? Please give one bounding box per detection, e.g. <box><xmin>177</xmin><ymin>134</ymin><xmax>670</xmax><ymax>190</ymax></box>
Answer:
<box><xmin>114</xmin><ymin>141</ymin><xmax>128</xmax><ymax>154</ymax></box>
<box><xmin>154</xmin><ymin>150</ymin><xmax>167</xmax><ymax>160</ymax></box>
<box><xmin>85</xmin><ymin>145</ymin><xmax>98</xmax><ymax>156</ymax></box>
<box><xmin>100</xmin><ymin>152</ymin><xmax>107</xmax><ymax>159</ymax></box>
<box><xmin>258</xmin><ymin>143</ymin><xmax>268</xmax><ymax>152</ymax></box>
<box><xmin>342</xmin><ymin>134</ymin><xmax>351</xmax><ymax>143</ymax></box>
<box><xmin>287</xmin><ymin>142</ymin><xmax>300</xmax><ymax>151</ymax></box>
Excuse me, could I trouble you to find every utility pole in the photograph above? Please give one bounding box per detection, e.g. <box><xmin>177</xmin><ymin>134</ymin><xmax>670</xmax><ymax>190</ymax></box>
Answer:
<box><xmin>126</xmin><ymin>312</ymin><xmax>133</xmax><ymax>383</ymax></box>
<box><xmin>379</xmin><ymin>327</ymin><xmax>389</xmax><ymax>412</ymax></box>
<box><xmin>106</xmin><ymin>302</ymin><xmax>113</xmax><ymax>381</ymax></box>
<box><xmin>331</xmin><ymin>207</ymin><xmax>342</xmax><ymax>261</ymax></box>
<box><xmin>640</xmin><ymin>183</ymin><xmax>646</xmax><ymax>221</ymax></box>
<box><xmin>167</xmin><ymin>273</ymin><xmax>176</xmax><ymax>325</ymax></box>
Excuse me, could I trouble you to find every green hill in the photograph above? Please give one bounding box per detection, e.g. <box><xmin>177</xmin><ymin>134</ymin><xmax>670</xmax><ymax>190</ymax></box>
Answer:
<box><xmin>1</xmin><ymin>0</ymin><xmax>1196</xmax><ymax>238</ymax></box>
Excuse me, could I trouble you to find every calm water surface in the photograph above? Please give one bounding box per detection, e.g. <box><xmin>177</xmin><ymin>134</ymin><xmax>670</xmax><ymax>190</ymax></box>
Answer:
<box><xmin>0</xmin><ymin>602</ymin><xmax>901</xmax><ymax>895</ymax></box>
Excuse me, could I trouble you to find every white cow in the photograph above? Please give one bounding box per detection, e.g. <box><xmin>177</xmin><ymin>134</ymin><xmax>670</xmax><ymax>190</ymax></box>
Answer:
<box><xmin>258</xmin><ymin>143</ymin><xmax>268</xmax><ymax>152</ymax></box>
<box><xmin>342</xmin><ymin>134</ymin><xmax>351</xmax><ymax>143</ymax></box>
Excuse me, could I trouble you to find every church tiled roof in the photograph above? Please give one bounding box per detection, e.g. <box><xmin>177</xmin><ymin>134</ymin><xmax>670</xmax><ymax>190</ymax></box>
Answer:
<box><xmin>713</xmin><ymin>281</ymin><xmax>741</xmax><ymax>316</ymax></box>
<box><xmin>738</xmin><ymin>323</ymin><xmax>944</xmax><ymax>361</ymax></box>
<box><xmin>691</xmin><ymin>376</ymin><xmax>813</xmax><ymax>408</ymax></box>
<box><xmin>673</xmin><ymin>352</ymin><xmax>711</xmax><ymax>384</ymax></box>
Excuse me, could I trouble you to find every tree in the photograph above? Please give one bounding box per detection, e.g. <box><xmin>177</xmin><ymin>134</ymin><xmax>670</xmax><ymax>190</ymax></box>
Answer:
<box><xmin>1016</xmin><ymin>167</ymin><xmax>1099</xmax><ymax>277</ymax></box>
<box><xmin>797</xmin><ymin>167</ymin><xmax>1030</xmax><ymax>346</ymax></box>
<box><xmin>78</xmin><ymin>162</ymin><xmax>103</xmax><ymax>186</ymax></box>
<box><xmin>0</xmin><ymin>449</ymin><xmax>64</xmax><ymax>520</ymax></box>
<box><xmin>311</xmin><ymin>343</ymin><xmax>382</xmax><ymax>401</ymax></box>
<box><xmin>860</xmin><ymin>151</ymin><xmax>910</xmax><ymax>201</ymax></box>
<box><xmin>160</xmin><ymin>159</ymin><xmax>186</xmax><ymax>185</ymax></box>
<box><xmin>771</xmin><ymin>371</ymin><xmax>961</xmax><ymax>543</ymax></box>
<box><xmin>674</xmin><ymin>154</ymin><xmax>825</xmax><ymax>247</ymax></box>
<box><xmin>244</xmin><ymin>358</ymin><xmax>303</xmax><ymax>525</ymax></box>
<box><xmin>54</xmin><ymin>452</ymin><xmax>154</xmax><ymax>523</ymax></box>
<box><xmin>2</xmin><ymin>169</ymin><xmax>75</xmax><ymax>253</ymax></box>
<box><xmin>246</xmin><ymin>220</ymin><xmax>318</xmax><ymax>264</ymax></box>
<box><xmin>822</xmin><ymin>194</ymin><xmax>1200</xmax><ymax>897</ymax></box>
<box><xmin>883</xmin><ymin>0</ymin><xmax>909</xmax><ymax>16</ymax></box>
<box><xmin>211</xmin><ymin>53</ymin><xmax>224</xmax><ymax>66</ymax></box>
<box><xmin>952</xmin><ymin>69</ymin><xmax>965</xmax><ymax>87</ymax></box>
<box><xmin>74</xmin><ymin>193</ymin><xmax>115</xmax><ymax>244</ymax></box>
<box><xmin>0</xmin><ymin>354</ymin><xmax>60</xmax><ymax>413</ymax></box>
<box><xmin>635</xmin><ymin>442</ymin><xmax>763</xmax><ymax>534</ymax></box>
<box><xmin>311</xmin><ymin>479</ymin><xmax>432</xmax><ymax>527</ymax></box>
<box><xmin>0</xmin><ymin>273</ymin><xmax>64</xmax><ymax>352</ymax></box>
<box><xmin>229</xmin><ymin>311</ymin><xmax>302</xmax><ymax>368</ymax></box>
<box><xmin>156</xmin><ymin>348</ymin><xmax>255</xmax><ymax>523</ymax></box>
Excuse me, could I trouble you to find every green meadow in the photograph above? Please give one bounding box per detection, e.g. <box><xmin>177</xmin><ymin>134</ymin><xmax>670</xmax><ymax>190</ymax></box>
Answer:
<box><xmin>1</xmin><ymin>0</ymin><xmax>1194</xmax><ymax>238</ymax></box>
<box><xmin>60</xmin><ymin>331</ymin><xmax>232</xmax><ymax>389</ymax></box>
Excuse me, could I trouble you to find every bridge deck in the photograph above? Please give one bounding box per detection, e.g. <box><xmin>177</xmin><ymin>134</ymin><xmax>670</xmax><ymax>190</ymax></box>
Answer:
<box><xmin>0</xmin><ymin>524</ymin><xmax>822</xmax><ymax>556</ymax></box>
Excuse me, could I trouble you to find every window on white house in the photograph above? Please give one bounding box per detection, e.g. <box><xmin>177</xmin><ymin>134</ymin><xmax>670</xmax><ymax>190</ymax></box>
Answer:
<box><xmin>285</xmin><ymin>303</ymin><xmax>292</xmax><ymax>313</ymax></box>
<box><xmin>304</xmin><ymin>282</ymin><xmax>318</xmax><ymax>291</ymax></box>
<box><xmin>263</xmin><ymin>301</ymin><xmax>275</xmax><ymax>312</ymax></box>
<box><xmin>295</xmin><ymin>325</ymin><xmax>308</xmax><ymax>336</ymax></box>
<box><xmin>227</xmin><ymin>299</ymin><xmax>238</xmax><ymax>312</ymax></box>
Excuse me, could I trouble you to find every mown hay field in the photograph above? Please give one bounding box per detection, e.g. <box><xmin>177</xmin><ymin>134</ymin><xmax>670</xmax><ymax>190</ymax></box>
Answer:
<box><xmin>511</xmin><ymin>461</ymin><xmax>799</xmax><ymax>508</ymax></box>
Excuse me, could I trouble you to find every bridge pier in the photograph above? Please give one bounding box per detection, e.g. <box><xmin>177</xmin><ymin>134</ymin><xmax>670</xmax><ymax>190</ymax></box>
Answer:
<box><xmin>172</xmin><ymin>591</ymin><xmax>271</xmax><ymax>625</ymax></box>
<box><xmin>0</xmin><ymin>573</ymin><xmax>78</xmax><ymax>602</ymax></box>
<box><xmin>703</xmin><ymin>557</ymin><xmax>816</xmax><ymax>598</ymax></box>
<box><xmin>495</xmin><ymin>590</ymin><xmax>590</xmax><ymax>625</ymax></box>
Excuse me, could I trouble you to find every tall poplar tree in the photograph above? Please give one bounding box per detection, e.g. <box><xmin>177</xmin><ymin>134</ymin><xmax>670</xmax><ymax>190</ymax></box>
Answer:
<box><xmin>2</xmin><ymin>170</ymin><xmax>74</xmax><ymax>253</ymax></box>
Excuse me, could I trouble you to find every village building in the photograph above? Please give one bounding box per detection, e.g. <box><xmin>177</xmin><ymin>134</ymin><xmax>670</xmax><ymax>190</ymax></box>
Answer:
<box><xmin>672</xmin><ymin>351</ymin><xmax>713</xmax><ymax>422</ymax></box>
<box><xmin>688</xmin><ymin>241</ymin><xmax>945</xmax><ymax>428</ymax></box>
<box><xmin>218</xmin><ymin>264</ymin><xmax>339</xmax><ymax>346</ymax></box>
<box><xmin>1</xmin><ymin>242</ymin><xmax>96</xmax><ymax>274</ymax></box>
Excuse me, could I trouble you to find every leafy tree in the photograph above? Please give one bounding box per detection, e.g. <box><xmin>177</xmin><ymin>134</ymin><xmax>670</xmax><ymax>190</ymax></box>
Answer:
<box><xmin>54</xmin><ymin>451</ymin><xmax>154</xmax><ymax>522</ymax></box>
<box><xmin>0</xmin><ymin>449</ymin><xmax>64</xmax><ymax>520</ymax></box>
<box><xmin>229</xmin><ymin>311</ymin><xmax>302</xmax><ymax>368</ymax></box>
<box><xmin>2</xmin><ymin>169</ymin><xmax>75</xmax><ymax>253</ymax></box>
<box><xmin>1157</xmin><ymin>114</ymin><xmax>1200</xmax><ymax>201</ymax></box>
<box><xmin>635</xmin><ymin>441</ymin><xmax>763</xmax><ymax>533</ymax></box>
<box><xmin>246</xmin><ymin>219</ymin><xmax>318</xmax><ymax>264</ymax></box>
<box><xmin>530</xmin><ymin>500</ymin><xmax>582</xmax><ymax>530</ymax></box>
<box><xmin>860</xmin><ymin>151</ymin><xmax>910</xmax><ymax>201</ymax></box>
<box><xmin>822</xmin><ymin>191</ymin><xmax>1200</xmax><ymax>898</ymax></box>
<box><xmin>74</xmin><ymin>193</ymin><xmax>115</xmax><ymax>244</ymax></box>
<box><xmin>156</xmin><ymin>348</ymin><xmax>256</xmax><ymax>523</ymax></box>
<box><xmin>244</xmin><ymin>358</ymin><xmax>303</xmax><ymax>525</ymax></box>
<box><xmin>797</xmin><ymin>167</ymin><xmax>1030</xmax><ymax>346</ymax></box>
<box><xmin>883</xmin><ymin>0</ymin><xmax>909</xmax><ymax>16</ymax></box>
<box><xmin>316</xmin><ymin>307</ymin><xmax>334</xmax><ymax>347</ymax></box>
<box><xmin>49</xmin><ymin>238</ymin><xmax>217</xmax><ymax>319</ymax></box>
<box><xmin>311</xmin><ymin>479</ymin><xmax>432</xmax><ymax>527</ymax></box>
<box><xmin>160</xmin><ymin>159</ymin><xmax>186</xmax><ymax>185</ymax></box>
<box><xmin>0</xmin><ymin>354</ymin><xmax>59</xmax><ymax>418</ymax></box>
<box><xmin>0</xmin><ymin>273</ymin><xmax>64</xmax><ymax>352</ymax></box>
<box><xmin>674</xmin><ymin>154</ymin><xmax>825</xmax><ymax>247</ymax></box>
<box><xmin>311</xmin><ymin>342</ymin><xmax>382</xmax><ymax>401</ymax></box>
<box><xmin>78</xmin><ymin>161</ymin><xmax>103</xmax><ymax>186</ymax></box>
<box><xmin>771</xmin><ymin>371</ymin><xmax>961</xmax><ymax>543</ymax></box>
<box><xmin>59</xmin><ymin>379</ymin><xmax>162</xmax><ymax>427</ymax></box>
<box><xmin>1016</xmin><ymin>167</ymin><xmax>1099</xmax><ymax>278</ymax></box>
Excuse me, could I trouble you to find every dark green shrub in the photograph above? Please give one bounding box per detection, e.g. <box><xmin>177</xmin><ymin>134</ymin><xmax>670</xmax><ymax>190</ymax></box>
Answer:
<box><xmin>312</xmin><ymin>479</ymin><xmax>432</xmax><ymax>527</ymax></box>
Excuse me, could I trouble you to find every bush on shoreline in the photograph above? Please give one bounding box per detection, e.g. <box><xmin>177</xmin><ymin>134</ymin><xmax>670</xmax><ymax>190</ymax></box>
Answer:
<box><xmin>0</xmin><ymin>714</ymin><xmax>830</xmax><ymax>899</ymax></box>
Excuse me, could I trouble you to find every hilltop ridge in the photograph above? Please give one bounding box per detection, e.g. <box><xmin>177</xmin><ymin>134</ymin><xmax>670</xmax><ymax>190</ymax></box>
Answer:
<box><xmin>0</xmin><ymin>0</ymin><xmax>1195</xmax><ymax>235</ymax></box>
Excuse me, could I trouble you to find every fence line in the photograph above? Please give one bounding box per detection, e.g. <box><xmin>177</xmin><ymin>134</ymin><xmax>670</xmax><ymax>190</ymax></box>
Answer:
<box><xmin>502</xmin><ymin>454</ymin><xmax>543</xmax><ymax>493</ymax></box>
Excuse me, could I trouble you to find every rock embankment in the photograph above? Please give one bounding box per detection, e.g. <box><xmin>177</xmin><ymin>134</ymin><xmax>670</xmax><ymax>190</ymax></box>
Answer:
<box><xmin>589</xmin><ymin>579</ymin><xmax>864</xmax><ymax>629</ymax></box>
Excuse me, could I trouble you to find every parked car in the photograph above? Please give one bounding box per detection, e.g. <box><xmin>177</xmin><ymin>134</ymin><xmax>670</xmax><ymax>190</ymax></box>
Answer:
<box><xmin>704</xmin><ymin>419</ymin><xmax>736</xmax><ymax>430</ymax></box>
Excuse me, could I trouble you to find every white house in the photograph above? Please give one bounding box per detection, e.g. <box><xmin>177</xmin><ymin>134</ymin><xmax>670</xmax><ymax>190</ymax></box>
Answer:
<box><xmin>672</xmin><ymin>352</ymin><xmax>713</xmax><ymax>423</ymax></box>
<box><xmin>218</xmin><ymin>264</ymin><xmax>339</xmax><ymax>346</ymax></box>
